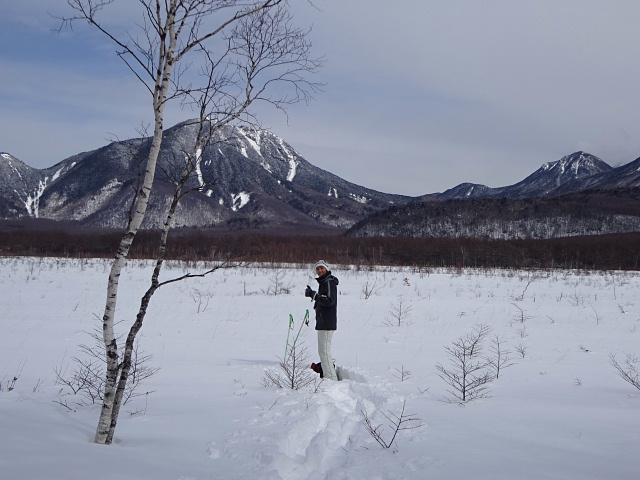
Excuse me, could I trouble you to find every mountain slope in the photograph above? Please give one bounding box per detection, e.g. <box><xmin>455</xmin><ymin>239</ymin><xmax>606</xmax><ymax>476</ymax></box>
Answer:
<box><xmin>347</xmin><ymin>188</ymin><xmax>640</xmax><ymax>240</ymax></box>
<box><xmin>553</xmin><ymin>156</ymin><xmax>640</xmax><ymax>194</ymax></box>
<box><xmin>504</xmin><ymin>151</ymin><xmax>613</xmax><ymax>198</ymax></box>
<box><xmin>1</xmin><ymin>121</ymin><xmax>411</xmax><ymax>230</ymax></box>
<box><xmin>0</xmin><ymin>152</ymin><xmax>47</xmax><ymax>217</ymax></box>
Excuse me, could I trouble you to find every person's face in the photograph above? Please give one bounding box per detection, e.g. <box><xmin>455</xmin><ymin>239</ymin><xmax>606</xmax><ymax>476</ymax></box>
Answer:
<box><xmin>316</xmin><ymin>266</ymin><xmax>327</xmax><ymax>276</ymax></box>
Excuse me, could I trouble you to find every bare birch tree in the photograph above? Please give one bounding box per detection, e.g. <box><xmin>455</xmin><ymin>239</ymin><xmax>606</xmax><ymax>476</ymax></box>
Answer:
<box><xmin>60</xmin><ymin>0</ymin><xmax>321</xmax><ymax>445</ymax></box>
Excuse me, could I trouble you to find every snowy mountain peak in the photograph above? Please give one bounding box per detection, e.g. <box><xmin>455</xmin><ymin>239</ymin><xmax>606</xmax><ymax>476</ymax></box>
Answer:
<box><xmin>426</xmin><ymin>152</ymin><xmax>616</xmax><ymax>201</ymax></box>
<box><xmin>0</xmin><ymin>119</ymin><xmax>408</xmax><ymax>229</ymax></box>
<box><xmin>541</xmin><ymin>151</ymin><xmax>611</xmax><ymax>176</ymax></box>
<box><xmin>0</xmin><ymin>152</ymin><xmax>25</xmax><ymax>167</ymax></box>
<box><xmin>0</xmin><ymin>152</ymin><xmax>49</xmax><ymax>218</ymax></box>
<box><xmin>501</xmin><ymin>151</ymin><xmax>613</xmax><ymax>198</ymax></box>
<box><xmin>235</xmin><ymin>126</ymin><xmax>300</xmax><ymax>181</ymax></box>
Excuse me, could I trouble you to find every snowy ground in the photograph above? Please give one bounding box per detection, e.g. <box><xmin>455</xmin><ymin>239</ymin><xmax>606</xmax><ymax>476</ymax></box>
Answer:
<box><xmin>1</xmin><ymin>256</ymin><xmax>639</xmax><ymax>480</ymax></box>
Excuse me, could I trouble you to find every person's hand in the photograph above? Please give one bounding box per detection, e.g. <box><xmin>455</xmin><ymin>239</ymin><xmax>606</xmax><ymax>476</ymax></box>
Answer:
<box><xmin>305</xmin><ymin>285</ymin><xmax>316</xmax><ymax>298</ymax></box>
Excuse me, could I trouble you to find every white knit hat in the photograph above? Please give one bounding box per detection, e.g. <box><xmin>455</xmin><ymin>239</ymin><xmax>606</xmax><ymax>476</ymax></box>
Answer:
<box><xmin>314</xmin><ymin>260</ymin><xmax>330</xmax><ymax>271</ymax></box>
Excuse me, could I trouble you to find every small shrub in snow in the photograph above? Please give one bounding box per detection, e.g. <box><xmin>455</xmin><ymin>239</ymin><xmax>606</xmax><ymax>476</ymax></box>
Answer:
<box><xmin>487</xmin><ymin>335</ymin><xmax>515</xmax><ymax>380</ymax></box>
<box><xmin>190</xmin><ymin>287</ymin><xmax>214</xmax><ymax>313</ymax></box>
<box><xmin>515</xmin><ymin>343</ymin><xmax>528</xmax><ymax>358</ymax></box>
<box><xmin>261</xmin><ymin>345</ymin><xmax>315</xmax><ymax>390</ymax></box>
<box><xmin>361</xmin><ymin>278</ymin><xmax>381</xmax><ymax>299</ymax></box>
<box><xmin>510</xmin><ymin>303</ymin><xmax>531</xmax><ymax>324</ymax></box>
<box><xmin>588</xmin><ymin>303</ymin><xmax>602</xmax><ymax>325</ymax></box>
<box><xmin>361</xmin><ymin>400</ymin><xmax>424</xmax><ymax>450</ymax></box>
<box><xmin>384</xmin><ymin>295</ymin><xmax>413</xmax><ymax>327</ymax></box>
<box><xmin>609</xmin><ymin>353</ymin><xmax>640</xmax><ymax>391</ymax></box>
<box><xmin>436</xmin><ymin>324</ymin><xmax>494</xmax><ymax>402</ymax></box>
<box><xmin>261</xmin><ymin>268</ymin><xmax>293</xmax><ymax>296</ymax></box>
<box><xmin>392</xmin><ymin>365</ymin><xmax>412</xmax><ymax>382</ymax></box>
<box><xmin>55</xmin><ymin>335</ymin><xmax>158</xmax><ymax>408</ymax></box>
<box><xmin>568</xmin><ymin>291</ymin><xmax>585</xmax><ymax>307</ymax></box>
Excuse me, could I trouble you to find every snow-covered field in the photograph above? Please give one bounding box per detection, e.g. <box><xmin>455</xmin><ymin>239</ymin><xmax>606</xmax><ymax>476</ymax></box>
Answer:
<box><xmin>1</xmin><ymin>256</ymin><xmax>639</xmax><ymax>480</ymax></box>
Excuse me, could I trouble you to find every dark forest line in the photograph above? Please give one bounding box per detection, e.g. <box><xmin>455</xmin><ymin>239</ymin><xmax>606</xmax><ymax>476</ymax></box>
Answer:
<box><xmin>1</xmin><ymin>222</ymin><xmax>639</xmax><ymax>270</ymax></box>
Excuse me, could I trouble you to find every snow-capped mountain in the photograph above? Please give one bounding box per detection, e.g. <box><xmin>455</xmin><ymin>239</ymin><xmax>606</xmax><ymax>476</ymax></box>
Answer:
<box><xmin>346</xmin><ymin>153</ymin><xmax>640</xmax><ymax>241</ymax></box>
<box><xmin>0</xmin><ymin>150</ymin><xmax>101</xmax><ymax>221</ymax></box>
<box><xmin>552</xmin><ymin>155</ymin><xmax>640</xmax><ymax>194</ymax></box>
<box><xmin>0</xmin><ymin>121</ymin><xmax>411</xmax><ymax>230</ymax></box>
<box><xmin>2</xmin><ymin>130</ymin><xmax>640</xmax><ymax>236</ymax></box>
<box><xmin>424</xmin><ymin>151</ymin><xmax>613</xmax><ymax>201</ymax></box>
<box><xmin>499</xmin><ymin>151</ymin><xmax>613</xmax><ymax>198</ymax></box>
<box><xmin>0</xmin><ymin>152</ymin><xmax>48</xmax><ymax>217</ymax></box>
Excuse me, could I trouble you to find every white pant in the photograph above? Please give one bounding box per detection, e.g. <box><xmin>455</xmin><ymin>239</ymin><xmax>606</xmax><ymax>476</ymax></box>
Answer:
<box><xmin>317</xmin><ymin>330</ymin><xmax>338</xmax><ymax>380</ymax></box>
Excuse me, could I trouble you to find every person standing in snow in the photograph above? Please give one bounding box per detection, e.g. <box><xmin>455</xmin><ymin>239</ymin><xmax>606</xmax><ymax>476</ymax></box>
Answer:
<box><xmin>305</xmin><ymin>260</ymin><xmax>339</xmax><ymax>381</ymax></box>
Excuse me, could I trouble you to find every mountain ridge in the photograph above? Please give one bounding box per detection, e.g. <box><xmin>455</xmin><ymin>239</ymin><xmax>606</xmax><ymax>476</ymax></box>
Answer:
<box><xmin>420</xmin><ymin>151</ymin><xmax>615</xmax><ymax>201</ymax></box>
<box><xmin>1</xmin><ymin>121</ymin><xmax>412</xmax><ymax>230</ymax></box>
<box><xmin>3</xmin><ymin>123</ymin><xmax>640</xmax><ymax>235</ymax></box>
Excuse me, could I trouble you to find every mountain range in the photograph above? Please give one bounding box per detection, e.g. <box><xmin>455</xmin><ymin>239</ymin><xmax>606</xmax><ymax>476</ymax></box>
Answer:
<box><xmin>2</xmin><ymin>121</ymin><xmax>640</xmax><ymax>238</ymax></box>
<box><xmin>422</xmin><ymin>150</ymin><xmax>640</xmax><ymax>201</ymax></box>
<box><xmin>346</xmin><ymin>152</ymin><xmax>640</xmax><ymax>240</ymax></box>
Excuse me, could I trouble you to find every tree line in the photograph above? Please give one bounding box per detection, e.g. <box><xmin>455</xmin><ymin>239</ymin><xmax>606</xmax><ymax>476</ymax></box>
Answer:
<box><xmin>1</xmin><ymin>227</ymin><xmax>639</xmax><ymax>271</ymax></box>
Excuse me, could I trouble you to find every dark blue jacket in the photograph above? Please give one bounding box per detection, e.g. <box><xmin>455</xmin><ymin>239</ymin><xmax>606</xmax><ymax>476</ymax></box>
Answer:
<box><xmin>314</xmin><ymin>272</ymin><xmax>339</xmax><ymax>330</ymax></box>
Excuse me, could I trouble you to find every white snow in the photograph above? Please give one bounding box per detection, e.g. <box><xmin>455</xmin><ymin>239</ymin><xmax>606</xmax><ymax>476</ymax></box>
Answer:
<box><xmin>1</xmin><ymin>152</ymin><xmax>12</xmax><ymax>160</ymax></box>
<box><xmin>286</xmin><ymin>158</ymin><xmax>299</xmax><ymax>182</ymax></box>
<box><xmin>241</xmin><ymin>128</ymin><xmax>263</xmax><ymax>154</ymax></box>
<box><xmin>17</xmin><ymin>178</ymin><xmax>48</xmax><ymax>217</ymax></box>
<box><xmin>328</xmin><ymin>187</ymin><xmax>338</xmax><ymax>198</ymax></box>
<box><xmin>230</xmin><ymin>191</ymin><xmax>251</xmax><ymax>211</ymax></box>
<box><xmin>51</xmin><ymin>167</ymin><xmax>64</xmax><ymax>182</ymax></box>
<box><xmin>193</xmin><ymin>147</ymin><xmax>205</xmax><ymax>190</ymax></box>
<box><xmin>9</xmin><ymin>161</ymin><xmax>23</xmax><ymax>180</ymax></box>
<box><xmin>276</xmin><ymin>137</ymin><xmax>299</xmax><ymax>182</ymax></box>
<box><xmin>261</xmin><ymin>159</ymin><xmax>274</xmax><ymax>174</ymax></box>
<box><xmin>239</xmin><ymin>128</ymin><xmax>273</xmax><ymax>174</ymax></box>
<box><xmin>349</xmin><ymin>193</ymin><xmax>369</xmax><ymax>204</ymax></box>
<box><xmin>1</xmin><ymin>258</ymin><xmax>640</xmax><ymax>480</ymax></box>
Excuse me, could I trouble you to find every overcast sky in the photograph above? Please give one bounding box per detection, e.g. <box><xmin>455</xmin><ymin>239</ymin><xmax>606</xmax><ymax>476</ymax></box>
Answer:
<box><xmin>3</xmin><ymin>1</ymin><xmax>640</xmax><ymax>196</ymax></box>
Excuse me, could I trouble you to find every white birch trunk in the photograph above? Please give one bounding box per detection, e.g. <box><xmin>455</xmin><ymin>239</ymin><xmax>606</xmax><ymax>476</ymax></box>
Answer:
<box><xmin>94</xmin><ymin>2</ymin><xmax>178</xmax><ymax>445</ymax></box>
<box><xmin>102</xmin><ymin>135</ymin><xmax>197</xmax><ymax>445</ymax></box>
<box><xmin>83</xmin><ymin>0</ymin><xmax>315</xmax><ymax>445</ymax></box>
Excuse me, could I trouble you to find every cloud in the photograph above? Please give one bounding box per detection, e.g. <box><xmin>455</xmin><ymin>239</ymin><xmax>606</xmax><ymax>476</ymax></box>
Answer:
<box><xmin>3</xmin><ymin>0</ymin><xmax>640</xmax><ymax>195</ymax></box>
<box><xmin>277</xmin><ymin>0</ymin><xmax>640</xmax><ymax>193</ymax></box>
